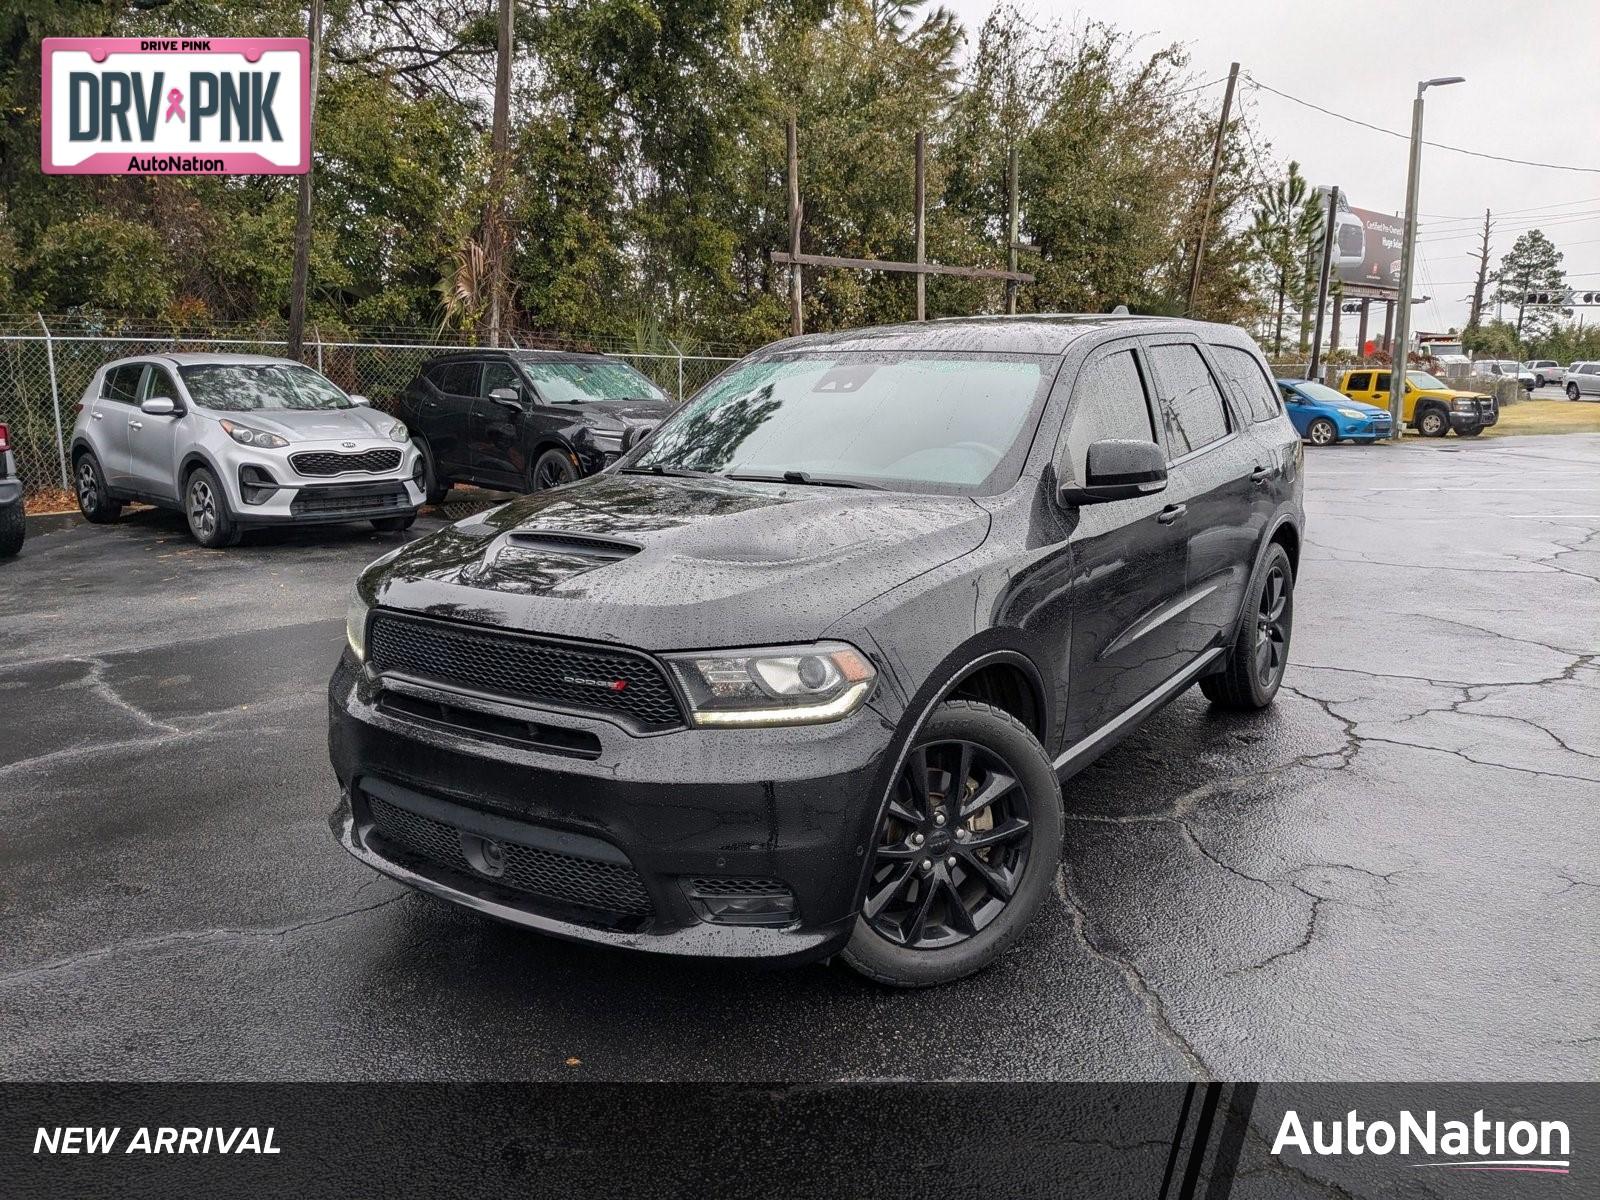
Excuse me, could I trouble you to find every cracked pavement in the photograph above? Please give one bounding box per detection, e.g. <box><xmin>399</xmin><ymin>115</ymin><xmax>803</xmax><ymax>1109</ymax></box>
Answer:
<box><xmin>1</xmin><ymin>436</ymin><xmax>1597</xmax><ymax>1081</ymax></box>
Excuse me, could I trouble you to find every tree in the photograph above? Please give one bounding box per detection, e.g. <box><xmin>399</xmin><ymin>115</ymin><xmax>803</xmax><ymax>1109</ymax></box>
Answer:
<box><xmin>1493</xmin><ymin>228</ymin><xmax>1567</xmax><ymax>345</ymax></box>
<box><xmin>1248</xmin><ymin>162</ymin><xmax>1322</xmax><ymax>356</ymax></box>
<box><xmin>1466</xmin><ymin>209</ymin><xmax>1492</xmax><ymax>333</ymax></box>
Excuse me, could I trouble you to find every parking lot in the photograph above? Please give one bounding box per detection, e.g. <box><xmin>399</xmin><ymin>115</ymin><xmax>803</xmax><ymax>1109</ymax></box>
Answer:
<box><xmin>1</xmin><ymin>434</ymin><xmax>1597</xmax><ymax>1082</ymax></box>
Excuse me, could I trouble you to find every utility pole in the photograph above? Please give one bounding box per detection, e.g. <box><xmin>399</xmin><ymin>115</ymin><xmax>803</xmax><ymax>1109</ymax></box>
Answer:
<box><xmin>1005</xmin><ymin>145</ymin><xmax>1019</xmax><ymax>315</ymax></box>
<box><xmin>287</xmin><ymin>0</ymin><xmax>322</xmax><ymax>360</ymax></box>
<box><xmin>484</xmin><ymin>0</ymin><xmax>513</xmax><ymax>346</ymax></box>
<box><xmin>1466</xmin><ymin>208</ymin><xmax>1492</xmax><ymax>332</ymax></box>
<box><xmin>914</xmin><ymin>131</ymin><xmax>927</xmax><ymax>321</ymax></box>
<box><xmin>787</xmin><ymin>115</ymin><xmax>802</xmax><ymax>336</ymax></box>
<box><xmin>1308</xmin><ymin>186</ymin><xmax>1339</xmax><ymax>381</ymax></box>
<box><xmin>1186</xmin><ymin>61</ymin><xmax>1239</xmax><ymax>317</ymax></box>
<box><xmin>1391</xmin><ymin>76</ymin><xmax>1464</xmax><ymax>438</ymax></box>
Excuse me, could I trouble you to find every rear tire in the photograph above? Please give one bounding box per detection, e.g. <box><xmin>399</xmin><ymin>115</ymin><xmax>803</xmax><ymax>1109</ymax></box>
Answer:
<box><xmin>0</xmin><ymin>502</ymin><xmax>23</xmax><ymax>558</ymax></box>
<box><xmin>74</xmin><ymin>453</ymin><xmax>123</xmax><ymax>524</ymax></box>
<box><xmin>841</xmin><ymin>700</ymin><xmax>1062</xmax><ymax>989</ymax></box>
<box><xmin>371</xmin><ymin>512</ymin><xmax>417</xmax><ymax>532</ymax></box>
<box><xmin>413</xmin><ymin>438</ymin><xmax>449</xmax><ymax>505</ymax></box>
<box><xmin>1416</xmin><ymin>406</ymin><xmax>1448</xmax><ymax>437</ymax></box>
<box><xmin>1307</xmin><ymin>418</ymin><xmax>1338</xmax><ymax>446</ymax></box>
<box><xmin>1200</xmin><ymin>543</ymin><xmax>1294</xmax><ymax>711</ymax></box>
<box><xmin>184</xmin><ymin>466</ymin><xmax>242</xmax><ymax>548</ymax></box>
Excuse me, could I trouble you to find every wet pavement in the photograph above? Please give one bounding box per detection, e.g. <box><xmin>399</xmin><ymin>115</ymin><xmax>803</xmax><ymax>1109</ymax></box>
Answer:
<box><xmin>1</xmin><ymin>438</ymin><xmax>1596</xmax><ymax>1082</ymax></box>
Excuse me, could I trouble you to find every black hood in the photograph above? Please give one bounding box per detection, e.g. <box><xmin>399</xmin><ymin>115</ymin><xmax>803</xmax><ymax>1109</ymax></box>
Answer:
<box><xmin>368</xmin><ymin>473</ymin><xmax>991</xmax><ymax>649</ymax></box>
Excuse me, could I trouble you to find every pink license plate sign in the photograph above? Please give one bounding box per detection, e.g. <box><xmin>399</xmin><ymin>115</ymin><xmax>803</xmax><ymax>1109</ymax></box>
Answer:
<box><xmin>42</xmin><ymin>37</ymin><xmax>310</xmax><ymax>175</ymax></box>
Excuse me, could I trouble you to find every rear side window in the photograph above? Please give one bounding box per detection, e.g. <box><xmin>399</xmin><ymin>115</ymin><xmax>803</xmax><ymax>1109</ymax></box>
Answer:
<box><xmin>1146</xmin><ymin>343</ymin><xmax>1230</xmax><ymax>457</ymax></box>
<box><xmin>1211</xmin><ymin>345</ymin><xmax>1282</xmax><ymax>423</ymax></box>
<box><xmin>427</xmin><ymin>361</ymin><xmax>479</xmax><ymax>395</ymax></box>
<box><xmin>1060</xmin><ymin>349</ymin><xmax>1156</xmax><ymax>483</ymax></box>
<box><xmin>102</xmin><ymin>364</ymin><xmax>145</xmax><ymax>403</ymax></box>
<box><xmin>1346</xmin><ymin>372</ymin><xmax>1371</xmax><ymax>392</ymax></box>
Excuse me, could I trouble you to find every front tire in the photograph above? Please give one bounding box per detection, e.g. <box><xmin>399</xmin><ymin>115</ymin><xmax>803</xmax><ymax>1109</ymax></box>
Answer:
<box><xmin>1200</xmin><ymin>543</ymin><xmax>1294</xmax><ymax>710</ymax></box>
<box><xmin>1307</xmin><ymin>418</ymin><xmax>1338</xmax><ymax>446</ymax></box>
<box><xmin>0</xmin><ymin>502</ymin><xmax>23</xmax><ymax>558</ymax></box>
<box><xmin>531</xmin><ymin>447</ymin><xmax>579</xmax><ymax>492</ymax></box>
<box><xmin>413</xmin><ymin>438</ymin><xmax>449</xmax><ymax>505</ymax></box>
<box><xmin>1456</xmin><ymin>425</ymin><xmax>1483</xmax><ymax>438</ymax></box>
<box><xmin>184</xmin><ymin>466</ymin><xmax>242</xmax><ymax>548</ymax></box>
<box><xmin>371</xmin><ymin>512</ymin><xmax>417</xmax><ymax>532</ymax></box>
<box><xmin>1416</xmin><ymin>406</ymin><xmax>1448</xmax><ymax>437</ymax></box>
<box><xmin>841</xmin><ymin>700</ymin><xmax>1063</xmax><ymax>988</ymax></box>
<box><xmin>74</xmin><ymin>453</ymin><xmax>123</xmax><ymax>524</ymax></box>
<box><xmin>1568</xmin><ymin>383</ymin><xmax>1582</xmax><ymax>402</ymax></box>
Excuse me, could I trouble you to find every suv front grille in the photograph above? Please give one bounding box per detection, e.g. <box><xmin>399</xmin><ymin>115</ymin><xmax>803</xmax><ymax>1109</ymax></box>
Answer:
<box><xmin>291</xmin><ymin>448</ymin><xmax>403</xmax><ymax>476</ymax></box>
<box><xmin>368</xmin><ymin>613</ymin><xmax>685</xmax><ymax>731</ymax></box>
<box><xmin>368</xmin><ymin>796</ymin><xmax>652</xmax><ymax>919</ymax></box>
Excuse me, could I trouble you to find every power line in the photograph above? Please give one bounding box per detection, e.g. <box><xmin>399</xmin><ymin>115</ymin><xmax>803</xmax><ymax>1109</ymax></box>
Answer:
<box><xmin>1421</xmin><ymin>195</ymin><xmax>1600</xmax><ymax>221</ymax></box>
<box><xmin>1244</xmin><ymin>74</ymin><xmax>1600</xmax><ymax>175</ymax></box>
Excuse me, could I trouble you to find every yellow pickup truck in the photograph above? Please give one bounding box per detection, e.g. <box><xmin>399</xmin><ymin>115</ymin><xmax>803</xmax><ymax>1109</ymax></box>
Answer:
<box><xmin>1336</xmin><ymin>368</ymin><xmax>1498</xmax><ymax>437</ymax></box>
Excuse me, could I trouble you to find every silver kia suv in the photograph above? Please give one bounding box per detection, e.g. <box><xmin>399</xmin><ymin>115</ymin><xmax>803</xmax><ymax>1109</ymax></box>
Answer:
<box><xmin>69</xmin><ymin>354</ymin><xmax>424</xmax><ymax>547</ymax></box>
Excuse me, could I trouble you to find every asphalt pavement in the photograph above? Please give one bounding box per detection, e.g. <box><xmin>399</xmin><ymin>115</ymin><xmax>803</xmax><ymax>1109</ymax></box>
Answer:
<box><xmin>1</xmin><ymin>437</ymin><xmax>1597</xmax><ymax>1082</ymax></box>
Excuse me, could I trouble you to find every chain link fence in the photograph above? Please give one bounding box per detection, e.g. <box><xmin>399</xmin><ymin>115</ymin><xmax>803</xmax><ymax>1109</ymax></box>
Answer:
<box><xmin>0</xmin><ymin>317</ymin><xmax>744</xmax><ymax>505</ymax></box>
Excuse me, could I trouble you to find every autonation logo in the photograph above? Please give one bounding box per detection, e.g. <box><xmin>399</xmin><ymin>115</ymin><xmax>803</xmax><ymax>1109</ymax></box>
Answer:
<box><xmin>1273</xmin><ymin>1109</ymin><xmax>1571</xmax><ymax>1176</ymax></box>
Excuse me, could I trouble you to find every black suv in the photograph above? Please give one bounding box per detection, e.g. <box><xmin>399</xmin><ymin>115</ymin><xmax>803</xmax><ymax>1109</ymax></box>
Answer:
<box><xmin>331</xmin><ymin>316</ymin><xmax>1304</xmax><ymax>987</ymax></box>
<box><xmin>394</xmin><ymin>350</ymin><xmax>675</xmax><ymax>503</ymax></box>
<box><xmin>0</xmin><ymin>419</ymin><xmax>23</xmax><ymax>558</ymax></box>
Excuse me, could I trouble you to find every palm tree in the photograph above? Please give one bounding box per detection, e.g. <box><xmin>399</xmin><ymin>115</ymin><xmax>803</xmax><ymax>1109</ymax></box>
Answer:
<box><xmin>1249</xmin><ymin>162</ymin><xmax>1323</xmax><ymax>356</ymax></box>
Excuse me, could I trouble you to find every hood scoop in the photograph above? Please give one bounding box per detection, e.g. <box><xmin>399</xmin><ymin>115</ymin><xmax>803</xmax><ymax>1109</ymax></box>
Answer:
<box><xmin>502</xmin><ymin>531</ymin><xmax>641</xmax><ymax>562</ymax></box>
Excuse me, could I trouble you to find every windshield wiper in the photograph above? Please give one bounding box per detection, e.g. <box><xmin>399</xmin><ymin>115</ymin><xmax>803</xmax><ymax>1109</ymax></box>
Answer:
<box><xmin>726</xmin><ymin>470</ymin><xmax>884</xmax><ymax>490</ymax></box>
<box><xmin>619</xmin><ymin>464</ymin><xmax>724</xmax><ymax>481</ymax></box>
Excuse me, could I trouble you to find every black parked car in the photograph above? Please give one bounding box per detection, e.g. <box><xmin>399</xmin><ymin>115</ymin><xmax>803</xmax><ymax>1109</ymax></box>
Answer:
<box><xmin>0</xmin><ymin>419</ymin><xmax>24</xmax><ymax>558</ymax></box>
<box><xmin>332</xmin><ymin>315</ymin><xmax>1304</xmax><ymax>987</ymax></box>
<box><xmin>394</xmin><ymin>350</ymin><xmax>675</xmax><ymax>503</ymax></box>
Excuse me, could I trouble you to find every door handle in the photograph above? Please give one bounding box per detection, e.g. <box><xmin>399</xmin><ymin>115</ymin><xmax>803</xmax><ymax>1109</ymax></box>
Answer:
<box><xmin>1157</xmin><ymin>503</ymin><xmax>1187</xmax><ymax>524</ymax></box>
<box><xmin>128</xmin><ymin>420</ymin><xmax>144</xmax><ymax>430</ymax></box>
<box><xmin>1250</xmin><ymin>465</ymin><xmax>1272</xmax><ymax>484</ymax></box>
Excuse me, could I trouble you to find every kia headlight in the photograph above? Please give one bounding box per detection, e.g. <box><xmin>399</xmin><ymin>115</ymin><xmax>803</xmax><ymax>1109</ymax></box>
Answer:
<box><xmin>220</xmin><ymin>419</ymin><xmax>289</xmax><ymax>449</ymax></box>
<box><xmin>386</xmin><ymin>419</ymin><xmax>408</xmax><ymax>442</ymax></box>
<box><xmin>346</xmin><ymin>586</ymin><xmax>372</xmax><ymax>660</ymax></box>
<box><xmin>665</xmin><ymin>642</ymin><xmax>876</xmax><ymax>727</ymax></box>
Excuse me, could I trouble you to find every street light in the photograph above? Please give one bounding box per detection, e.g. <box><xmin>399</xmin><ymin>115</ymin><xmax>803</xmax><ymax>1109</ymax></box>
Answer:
<box><xmin>1390</xmin><ymin>75</ymin><xmax>1464</xmax><ymax>438</ymax></box>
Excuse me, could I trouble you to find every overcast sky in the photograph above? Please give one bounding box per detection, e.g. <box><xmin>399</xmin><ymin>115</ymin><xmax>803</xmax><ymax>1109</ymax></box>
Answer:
<box><xmin>943</xmin><ymin>0</ymin><xmax>1600</xmax><ymax>336</ymax></box>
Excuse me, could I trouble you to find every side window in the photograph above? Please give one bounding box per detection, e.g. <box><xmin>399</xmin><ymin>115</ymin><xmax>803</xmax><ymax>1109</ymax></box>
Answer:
<box><xmin>1145</xmin><ymin>342</ymin><xmax>1231</xmax><ymax>458</ymax></box>
<box><xmin>1374</xmin><ymin>372</ymin><xmax>1392</xmax><ymax>393</ymax></box>
<box><xmin>102</xmin><ymin>364</ymin><xmax>145</xmax><ymax>403</ymax></box>
<box><xmin>430</xmin><ymin>361</ymin><xmax>479</xmax><ymax>396</ymax></box>
<box><xmin>1211</xmin><ymin>345</ymin><xmax>1282</xmax><ymax>423</ymax></box>
<box><xmin>141</xmin><ymin>365</ymin><xmax>180</xmax><ymax>402</ymax></box>
<box><xmin>1346</xmin><ymin>372</ymin><xmax>1371</xmax><ymax>392</ymax></box>
<box><xmin>1585</xmin><ymin>365</ymin><xmax>1600</xmax><ymax>376</ymax></box>
<box><xmin>480</xmin><ymin>360</ymin><xmax>522</xmax><ymax>398</ymax></box>
<box><xmin>1060</xmin><ymin>349</ymin><xmax>1156</xmax><ymax>483</ymax></box>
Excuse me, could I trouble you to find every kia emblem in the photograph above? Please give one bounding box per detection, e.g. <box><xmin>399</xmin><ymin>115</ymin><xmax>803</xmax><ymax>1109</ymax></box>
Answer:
<box><xmin>342</xmin><ymin>441</ymin><xmax>357</xmax><ymax>448</ymax></box>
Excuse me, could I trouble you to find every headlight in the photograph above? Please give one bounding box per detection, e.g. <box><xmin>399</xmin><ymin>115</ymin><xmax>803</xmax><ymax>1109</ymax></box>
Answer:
<box><xmin>1336</xmin><ymin>408</ymin><xmax>1369</xmax><ymax>420</ymax></box>
<box><xmin>386</xmin><ymin>420</ymin><xmax>408</xmax><ymax>443</ymax></box>
<box><xmin>345</xmin><ymin>587</ymin><xmax>372</xmax><ymax>660</ymax></box>
<box><xmin>665</xmin><ymin>642</ymin><xmax>876</xmax><ymax>727</ymax></box>
<box><xmin>1453</xmin><ymin>398</ymin><xmax>1478</xmax><ymax>411</ymax></box>
<box><xmin>220</xmin><ymin>419</ymin><xmax>289</xmax><ymax>449</ymax></box>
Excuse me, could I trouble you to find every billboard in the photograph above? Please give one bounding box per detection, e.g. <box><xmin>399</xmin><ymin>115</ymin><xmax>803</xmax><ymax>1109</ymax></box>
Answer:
<box><xmin>1326</xmin><ymin>193</ymin><xmax>1404</xmax><ymax>293</ymax></box>
<box><xmin>41</xmin><ymin>37</ymin><xmax>310</xmax><ymax>175</ymax></box>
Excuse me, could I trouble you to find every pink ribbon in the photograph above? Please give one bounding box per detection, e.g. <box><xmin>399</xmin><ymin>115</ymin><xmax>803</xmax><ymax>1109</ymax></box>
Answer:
<box><xmin>164</xmin><ymin>88</ymin><xmax>185</xmax><ymax>123</ymax></box>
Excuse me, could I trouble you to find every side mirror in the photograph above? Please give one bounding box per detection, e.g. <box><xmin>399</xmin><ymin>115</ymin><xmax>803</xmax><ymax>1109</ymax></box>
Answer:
<box><xmin>140</xmin><ymin>396</ymin><xmax>178</xmax><ymax>416</ymax></box>
<box><xmin>1059</xmin><ymin>439</ymin><xmax>1168</xmax><ymax>505</ymax></box>
<box><xmin>488</xmin><ymin>386</ymin><xmax>523</xmax><ymax>412</ymax></box>
<box><xmin>348</xmin><ymin>395</ymin><xmax>372</xmax><ymax>407</ymax></box>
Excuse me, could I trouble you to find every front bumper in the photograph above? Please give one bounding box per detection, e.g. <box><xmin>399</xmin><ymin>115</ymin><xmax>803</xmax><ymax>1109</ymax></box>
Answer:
<box><xmin>220</xmin><ymin>439</ymin><xmax>423</xmax><ymax>524</ymax></box>
<box><xmin>1338</xmin><ymin>416</ymin><xmax>1392</xmax><ymax>440</ymax></box>
<box><xmin>327</xmin><ymin>652</ymin><xmax>897</xmax><ymax>961</ymax></box>
<box><xmin>1450</xmin><ymin>401</ymin><xmax>1498</xmax><ymax>432</ymax></box>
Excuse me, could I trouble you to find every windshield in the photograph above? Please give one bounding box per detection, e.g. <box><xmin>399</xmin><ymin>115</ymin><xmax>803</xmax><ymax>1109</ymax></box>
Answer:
<box><xmin>629</xmin><ymin>352</ymin><xmax>1053</xmax><ymax>492</ymax></box>
<box><xmin>179</xmin><ymin>363</ymin><xmax>351</xmax><ymax>411</ymax></box>
<box><xmin>522</xmin><ymin>361</ymin><xmax>666</xmax><ymax>404</ymax></box>
<box><xmin>1407</xmin><ymin>371</ymin><xmax>1447</xmax><ymax>390</ymax></box>
<box><xmin>1288</xmin><ymin>382</ymin><xmax>1350</xmax><ymax>405</ymax></box>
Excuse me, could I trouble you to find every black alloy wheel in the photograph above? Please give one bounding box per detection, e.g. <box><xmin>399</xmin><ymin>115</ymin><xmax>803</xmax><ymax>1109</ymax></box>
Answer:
<box><xmin>863</xmin><ymin>738</ymin><xmax>1034</xmax><ymax>951</ymax></box>
<box><xmin>532</xmin><ymin>448</ymin><xmax>579</xmax><ymax>491</ymax></box>
<box><xmin>1253</xmin><ymin>560</ymin><xmax>1291</xmax><ymax>691</ymax></box>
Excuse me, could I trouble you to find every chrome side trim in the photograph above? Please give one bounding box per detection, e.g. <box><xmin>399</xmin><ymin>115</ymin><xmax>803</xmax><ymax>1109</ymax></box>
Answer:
<box><xmin>1053</xmin><ymin>647</ymin><xmax>1225</xmax><ymax>776</ymax></box>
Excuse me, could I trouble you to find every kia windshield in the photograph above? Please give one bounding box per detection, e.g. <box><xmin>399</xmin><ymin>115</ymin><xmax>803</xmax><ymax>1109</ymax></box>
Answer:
<box><xmin>180</xmin><ymin>364</ymin><xmax>352</xmax><ymax>412</ymax></box>
<box><xmin>626</xmin><ymin>353</ymin><xmax>1053</xmax><ymax>493</ymax></box>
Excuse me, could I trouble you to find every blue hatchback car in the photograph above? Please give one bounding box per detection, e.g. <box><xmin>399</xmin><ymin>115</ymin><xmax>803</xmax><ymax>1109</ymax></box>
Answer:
<box><xmin>1277</xmin><ymin>379</ymin><xmax>1393</xmax><ymax>445</ymax></box>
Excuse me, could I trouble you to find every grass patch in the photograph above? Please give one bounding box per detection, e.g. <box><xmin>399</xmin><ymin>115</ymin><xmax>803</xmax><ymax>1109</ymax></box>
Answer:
<box><xmin>1484</xmin><ymin>399</ymin><xmax>1600</xmax><ymax>437</ymax></box>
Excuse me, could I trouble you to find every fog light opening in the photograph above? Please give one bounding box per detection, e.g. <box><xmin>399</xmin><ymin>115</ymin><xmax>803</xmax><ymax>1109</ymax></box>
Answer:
<box><xmin>682</xmin><ymin>878</ymin><xmax>796</xmax><ymax>927</ymax></box>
